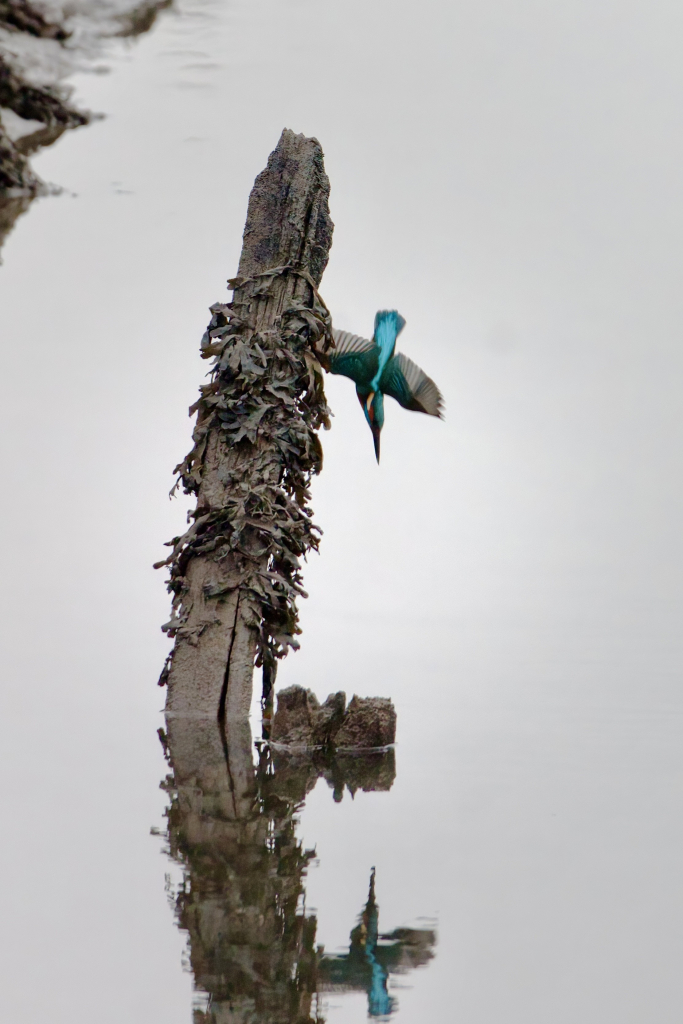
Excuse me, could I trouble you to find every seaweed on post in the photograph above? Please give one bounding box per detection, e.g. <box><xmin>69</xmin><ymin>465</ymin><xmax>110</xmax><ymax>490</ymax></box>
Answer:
<box><xmin>156</xmin><ymin>130</ymin><xmax>335</xmax><ymax>721</ymax></box>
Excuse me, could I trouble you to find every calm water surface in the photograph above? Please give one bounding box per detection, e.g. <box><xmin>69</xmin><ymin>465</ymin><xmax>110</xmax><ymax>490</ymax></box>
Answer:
<box><xmin>1</xmin><ymin>0</ymin><xmax>683</xmax><ymax>1020</ymax></box>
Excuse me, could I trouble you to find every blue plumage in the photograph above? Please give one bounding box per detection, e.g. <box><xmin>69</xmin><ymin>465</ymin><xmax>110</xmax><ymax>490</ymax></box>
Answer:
<box><xmin>371</xmin><ymin>310</ymin><xmax>406</xmax><ymax>389</ymax></box>
<box><xmin>329</xmin><ymin>310</ymin><xmax>443</xmax><ymax>463</ymax></box>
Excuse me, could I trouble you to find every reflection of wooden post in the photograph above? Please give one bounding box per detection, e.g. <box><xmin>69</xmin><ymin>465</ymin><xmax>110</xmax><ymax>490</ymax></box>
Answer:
<box><xmin>161</xmin><ymin>720</ymin><xmax>403</xmax><ymax>1022</ymax></box>
<box><xmin>163</xmin><ymin>716</ymin><xmax>322</xmax><ymax>1023</ymax></box>
<box><xmin>161</xmin><ymin>722</ymin><xmax>434</xmax><ymax>1022</ymax></box>
<box><xmin>158</xmin><ymin>130</ymin><xmax>334</xmax><ymax>720</ymax></box>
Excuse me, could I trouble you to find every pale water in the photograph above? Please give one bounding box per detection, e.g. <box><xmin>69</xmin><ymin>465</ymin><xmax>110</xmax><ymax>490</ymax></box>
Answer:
<box><xmin>1</xmin><ymin>0</ymin><xmax>683</xmax><ymax>1020</ymax></box>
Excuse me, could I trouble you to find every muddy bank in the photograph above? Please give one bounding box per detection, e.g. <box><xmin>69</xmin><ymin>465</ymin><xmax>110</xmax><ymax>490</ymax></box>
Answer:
<box><xmin>0</xmin><ymin>44</ymin><xmax>87</xmax><ymax>198</ymax></box>
<box><xmin>0</xmin><ymin>0</ymin><xmax>169</xmax><ymax>250</ymax></box>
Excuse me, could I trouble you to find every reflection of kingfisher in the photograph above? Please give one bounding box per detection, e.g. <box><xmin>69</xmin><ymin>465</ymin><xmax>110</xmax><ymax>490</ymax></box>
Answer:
<box><xmin>360</xmin><ymin>867</ymin><xmax>394</xmax><ymax>1017</ymax></box>
<box><xmin>318</xmin><ymin>866</ymin><xmax>437</xmax><ymax>1019</ymax></box>
<box><xmin>330</xmin><ymin>310</ymin><xmax>444</xmax><ymax>462</ymax></box>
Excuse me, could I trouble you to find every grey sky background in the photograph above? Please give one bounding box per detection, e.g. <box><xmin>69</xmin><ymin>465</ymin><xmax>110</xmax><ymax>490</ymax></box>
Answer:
<box><xmin>1</xmin><ymin>0</ymin><xmax>682</xmax><ymax>1020</ymax></box>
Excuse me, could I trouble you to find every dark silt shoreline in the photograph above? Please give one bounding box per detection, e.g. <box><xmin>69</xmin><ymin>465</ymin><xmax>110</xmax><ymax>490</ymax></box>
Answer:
<box><xmin>0</xmin><ymin>0</ymin><xmax>170</xmax><ymax>251</ymax></box>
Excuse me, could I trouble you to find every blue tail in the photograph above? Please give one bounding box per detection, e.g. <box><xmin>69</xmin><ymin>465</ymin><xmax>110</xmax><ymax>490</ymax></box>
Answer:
<box><xmin>372</xmin><ymin>310</ymin><xmax>406</xmax><ymax>385</ymax></box>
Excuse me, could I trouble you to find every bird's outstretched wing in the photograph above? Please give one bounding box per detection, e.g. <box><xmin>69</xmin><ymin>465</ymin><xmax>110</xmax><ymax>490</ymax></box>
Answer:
<box><xmin>329</xmin><ymin>329</ymin><xmax>379</xmax><ymax>386</ymax></box>
<box><xmin>380</xmin><ymin>352</ymin><xmax>444</xmax><ymax>417</ymax></box>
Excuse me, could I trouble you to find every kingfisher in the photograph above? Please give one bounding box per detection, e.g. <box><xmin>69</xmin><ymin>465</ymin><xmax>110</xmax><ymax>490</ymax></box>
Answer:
<box><xmin>329</xmin><ymin>310</ymin><xmax>443</xmax><ymax>462</ymax></box>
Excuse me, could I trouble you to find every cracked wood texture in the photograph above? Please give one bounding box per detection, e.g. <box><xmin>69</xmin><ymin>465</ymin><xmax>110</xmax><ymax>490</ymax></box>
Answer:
<box><xmin>165</xmin><ymin>129</ymin><xmax>333</xmax><ymax>720</ymax></box>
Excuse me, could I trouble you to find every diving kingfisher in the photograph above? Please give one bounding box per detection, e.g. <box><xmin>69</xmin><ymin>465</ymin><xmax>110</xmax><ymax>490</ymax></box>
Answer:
<box><xmin>329</xmin><ymin>310</ymin><xmax>443</xmax><ymax>462</ymax></box>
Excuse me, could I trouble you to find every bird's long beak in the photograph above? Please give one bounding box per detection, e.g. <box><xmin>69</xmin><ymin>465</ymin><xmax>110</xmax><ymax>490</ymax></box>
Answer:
<box><xmin>372</xmin><ymin>426</ymin><xmax>381</xmax><ymax>463</ymax></box>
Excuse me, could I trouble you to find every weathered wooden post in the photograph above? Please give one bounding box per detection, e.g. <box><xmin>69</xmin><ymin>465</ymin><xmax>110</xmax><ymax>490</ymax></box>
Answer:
<box><xmin>156</xmin><ymin>129</ymin><xmax>334</xmax><ymax>721</ymax></box>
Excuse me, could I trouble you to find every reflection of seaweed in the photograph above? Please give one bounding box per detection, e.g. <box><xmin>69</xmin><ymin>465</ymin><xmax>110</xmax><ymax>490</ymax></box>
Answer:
<box><xmin>318</xmin><ymin>870</ymin><xmax>436</xmax><ymax>1018</ymax></box>
<box><xmin>159</xmin><ymin>717</ymin><xmax>434</xmax><ymax>1022</ymax></box>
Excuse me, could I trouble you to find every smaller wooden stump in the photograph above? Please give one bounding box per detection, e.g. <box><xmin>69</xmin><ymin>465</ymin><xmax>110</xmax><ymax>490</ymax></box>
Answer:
<box><xmin>271</xmin><ymin>686</ymin><xmax>397</xmax><ymax>750</ymax></box>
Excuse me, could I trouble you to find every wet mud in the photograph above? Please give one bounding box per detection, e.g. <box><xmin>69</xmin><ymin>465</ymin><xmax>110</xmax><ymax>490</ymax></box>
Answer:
<box><xmin>0</xmin><ymin>0</ymin><xmax>169</xmax><ymax>251</ymax></box>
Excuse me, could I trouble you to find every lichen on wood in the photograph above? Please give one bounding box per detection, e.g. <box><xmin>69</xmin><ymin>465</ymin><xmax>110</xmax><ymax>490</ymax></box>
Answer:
<box><xmin>157</xmin><ymin>130</ymin><xmax>334</xmax><ymax>720</ymax></box>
